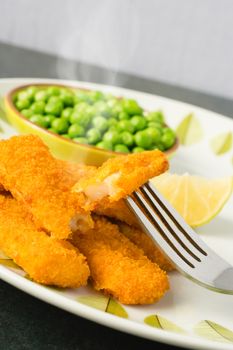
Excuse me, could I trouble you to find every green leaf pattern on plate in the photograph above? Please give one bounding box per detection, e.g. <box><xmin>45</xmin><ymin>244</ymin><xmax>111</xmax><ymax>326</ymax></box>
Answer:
<box><xmin>106</xmin><ymin>298</ymin><xmax>128</xmax><ymax>318</ymax></box>
<box><xmin>176</xmin><ymin>113</ymin><xmax>203</xmax><ymax>145</ymax></box>
<box><xmin>144</xmin><ymin>314</ymin><xmax>184</xmax><ymax>333</ymax></box>
<box><xmin>77</xmin><ymin>295</ymin><xmax>128</xmax><ymax>318</ymax></box>
<box><xmin>195</xmin><ymin>320</ymin><xmax>233</xmax><ymax>343</ymax></box>
<box><xmin>210</xmin><ymin>132</ymin><xmax>233</xmax><ymax>155</ymax></box>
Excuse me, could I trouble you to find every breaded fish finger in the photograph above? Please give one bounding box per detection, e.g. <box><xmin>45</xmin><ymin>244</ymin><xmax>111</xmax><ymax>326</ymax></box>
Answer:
<box><xmin>72</xmin><ymin>216</ymin><xmax>169</xmax><ymax>305</ymax></box>
<box><xmin>0</xmin><ymin>193</ymin><xmax>90</xmax><ymax>287</ymax></box>
<box><xmin>73</xmin><ymin>150</ymin><xmax>168</xmax><ymax>210</ymax></box>
<box><xmin>0</xmin><ymin>135</ymin><xmax>93</xmax><ymax>239</ymax></box>
<box><xmin>116</xmin><ymin>221</ymin><xmax>174</xmax><ymax>272</ymax></box>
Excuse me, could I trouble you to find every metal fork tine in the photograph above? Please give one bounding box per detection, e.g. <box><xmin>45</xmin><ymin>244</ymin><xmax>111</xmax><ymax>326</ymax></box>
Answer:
<box><xmin>126</xmin><ymin>195</ymin><xmax>196</xmax><ymax>271</ymax></box>
<box><xmin>126</xmin><ymin>183</ymin><xmax>233</xmax><ymax>294</ymax></box>
<box><xmin>139</xmin><ymin>186</ymin><xmax>202</xmax><ymax>261</ymax></box>
<box><xmin>145</xmin><ymin>181</ymin><xmax>208</xmax><ymax>255</ymax></box>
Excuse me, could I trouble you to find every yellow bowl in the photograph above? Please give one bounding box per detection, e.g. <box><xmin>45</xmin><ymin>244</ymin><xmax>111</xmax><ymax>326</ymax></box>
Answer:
<box><xmin>4</xmin><ymin>83</ymin><xmax>179</xmax><ymax>166</ymax></box>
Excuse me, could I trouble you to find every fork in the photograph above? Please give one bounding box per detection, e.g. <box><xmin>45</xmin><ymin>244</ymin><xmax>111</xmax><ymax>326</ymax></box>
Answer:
<box><xmin>126</xmin><ymin>181</ymin><xmax>233</xmax><ymax>294</ymax></box>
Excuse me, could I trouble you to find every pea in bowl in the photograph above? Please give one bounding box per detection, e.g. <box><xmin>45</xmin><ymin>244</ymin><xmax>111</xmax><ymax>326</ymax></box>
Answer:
<box><xmin>4</xmin><ymin>84</ymin><xmax>179</xmax><ymax>166</ymax></box>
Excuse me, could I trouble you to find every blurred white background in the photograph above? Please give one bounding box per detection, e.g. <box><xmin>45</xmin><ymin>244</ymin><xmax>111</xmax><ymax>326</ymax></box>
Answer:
<box><xmin>0</xmin><ymin>0</ymin><xmax>232</xmax><ymax>98</ymax></box>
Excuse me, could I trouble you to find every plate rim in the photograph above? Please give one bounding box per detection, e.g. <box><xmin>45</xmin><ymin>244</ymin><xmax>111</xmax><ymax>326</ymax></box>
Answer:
<box><xmin>1</xmin><ymin>265</ymin><xmax>233</xmax><ymax>350</ymax></box>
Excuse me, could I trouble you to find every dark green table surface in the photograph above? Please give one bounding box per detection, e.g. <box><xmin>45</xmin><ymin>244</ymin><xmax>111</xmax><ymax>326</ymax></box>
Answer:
<box><xmin>0</xmin><ymin>42</ymin><xmax>232</xmax><ymax>350</ymax></box>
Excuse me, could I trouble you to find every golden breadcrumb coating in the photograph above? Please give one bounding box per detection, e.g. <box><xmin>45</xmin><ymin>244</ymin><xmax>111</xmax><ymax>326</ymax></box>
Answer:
<box><xmin>73</xmin><ymin>150</ymin><xmax>169</xmax><ymax>210</ymax></box>
<box><xmin>0</xmin><ymin>135</ymin><xmax>93</xmax><ymax>239</ymax></box>
<box><xmin>95</xmin><ymin>200</ymin><xmax>139</xmax><ymax>227</ymax></box>
<box><xmin>72</xmin><ymin>216</ymin><xmax>169</xmax><ymax>305</ymax></box>
<box><xmin>116</xmin><ymin>221</ymin><xmax>174</xmax><ymax>272</ymax></box>
<box><xmin>57</xmin><ymin>160</ymin><xmax>96</xmax><ymax>190</ymax></box>
<box><xmin>0</xmin><ymin>193</ymin><xmax>90</xmax><ymax>287</ymax></box>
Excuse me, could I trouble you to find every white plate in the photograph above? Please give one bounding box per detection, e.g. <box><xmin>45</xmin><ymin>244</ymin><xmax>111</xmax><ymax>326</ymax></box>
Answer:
<box><xmin>0</xmin><ymin>78</ymin><xmax>233</xmax><ymax>350</ymax></box>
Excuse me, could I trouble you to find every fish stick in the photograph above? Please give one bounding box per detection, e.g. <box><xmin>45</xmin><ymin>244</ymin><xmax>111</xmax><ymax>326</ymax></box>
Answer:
<box><xmin>116</xmin><ymin>221</ymin><xmax>174</xmax><ymax>272</ymax></box>
<box><xmin>73</xmin><ymin>150</ymin><xmax>169</xmax><ymax>210</ymax></box>
<box><xmin>55</xmin><ymin>160</ymin><xmax>172</xmax><ymax>272</ymax></box>
<box><xmin>0</xmin><ymin>135</ymin><xmax>93</xmax><ymax>239</ymax></box>
<box><xmin>0</xmin><ymin>193</ymin><xmax>90</xmax><ymax>287</ymax></box>
<box><xmin>72</xmin><ymin>216</ymin><xmax>169</xmax><ymax>305</ymax></box>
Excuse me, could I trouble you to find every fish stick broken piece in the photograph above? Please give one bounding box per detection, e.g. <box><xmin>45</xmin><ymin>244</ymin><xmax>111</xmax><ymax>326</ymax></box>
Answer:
<box><xmin>73</xmin><ymin>150</ymin><xmax>169</xmax><ymax>210</ymax></box>
<box><xmin>0</xmin><ymin>135</ymin><xmax>93</xmax><ymax>239</ymax></box>
<box><xmin>72</xmin><ymin>216</ymin><xmax>169</xmax><ymax>305</ymax></box>
<box><xmin>0</xmin><ymin>193</ymin><xmax>90</xmax><ymax>287</ymax></box>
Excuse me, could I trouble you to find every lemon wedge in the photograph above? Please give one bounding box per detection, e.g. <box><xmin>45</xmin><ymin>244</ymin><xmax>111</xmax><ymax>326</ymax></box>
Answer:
<box><xmin>151</xmin><ymin>173</ymin><xmax>233</xmax><ymax>227</ymax></box>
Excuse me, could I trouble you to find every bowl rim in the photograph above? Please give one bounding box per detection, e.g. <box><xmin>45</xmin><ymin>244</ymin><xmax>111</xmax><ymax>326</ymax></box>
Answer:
<box><xmin>5</xmin><ymin>83</ymin><xmax>179</xmax><ymax>157</ymax></box>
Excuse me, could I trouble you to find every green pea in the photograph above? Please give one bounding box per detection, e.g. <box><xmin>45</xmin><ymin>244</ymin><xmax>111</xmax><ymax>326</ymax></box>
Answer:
<box><xmin>117</xmin><ymin>120</ymin><xmax>135</xmax><ymax>133</ymax></box>
<box><xmin>96</xmin><ymin>141</ymin><xmax>113</xmax><ymax>150</ymax></box>
<box><xmin>68</xmin><ymin>124</ymin><xmax>85</xmax><ymax>138</ymax></box>
<box><xmin>74</xmin><ymin>102</ymin><xmax>89</xmax><ymax>113</ymax></box>
<box><xmin>130</xmin><ymin>115</ymin><xmax>147</xmax><ymax>131</ymax></box>
<box><xmin>134</xmin><ymin>130</ymin><xmax>152</xmax><ymax>149</ymax></box>
<box><xmin>43</xmin><ymin>115</ymin><xmax>56</xmax><ymax>127</ymax></box>
<box><xmin>26</xmin><ymin>86</ymin><xmax>38</xmax><ymax>100</ymax></box>
<box><xmin>92</xmin><ymin>116</ymin><xmax>108</xmax><ymax>132</ymax></box>
<box><xmin>94</xmin><ymin>101</ymin><xmax>111</xmax><ymax>118</ymax></box>
<box><xmin>107</xmin><ymin>98</ymin><xmax>118</xmax><ymax>109</ymax></box>
<box><xmin>132</xmin><ymin>147</ymin><xmax>145</xmax><ymax>153</ymax></box>
<box><xmin>103</xmin><ymin>130</ymin><xmax>121</xmax><ymax>145</ymax></box>
<box><xmin>75</xmin><ymin>90</ymin><xmax>92</xmax><ymax>104</ymax></box>
<box><xmin>45</xmin><ymin>101</ymin><xmax>63</xmax><ymax>116</ymax></box>
<box><xmin>86</xmin><ymin>128</ymin><xmax>101</xmax><ymax>144</ymax></box>
<box><xmin>85</xmin><ymin>105</ymin><xmax>96</xmax><ymax>119</ymax></box>
<box><xmin>15</xmin><ymin>99</ymin><xmax>31</xmax><ymax>110</ymax></box>
<box><xmin>74</xmin><ymin>90</ymin><xmax>92</xmax><ymax>104</ymax></box>
<box><xmin>61</xmin><ymin>108</ymin><xmax>73</xmax><ymax>121</ymax></box>
<box><xmin>21</xmin><ymin>109</ymin><xmax>33</xmax><ymax>118</ymax></box>
<box><xmin>108</xmin><ymin>118</ymin><xmax>118</xmax><ymax>127</ymax></box>
<box><xmin>110</xmin><ymin>104</ymin><xmax>123</xmax><ymax>118</ymax></box>
<box><xmin>118</xmin><ymin>112</ymin><xmax>129</xmax><ymax>120</ymax></box>
<box><xmin>48</xmin><ymin>96</ymin><xmax>61</xmax><ymax>105</ymax></box>
<box><xmin>114</xmin><ymin>144</ymin><xmax>129</xmax><ymax>153</ymax></box>
<box><xmin>62</xmin><ymin>134</ymin><xmax>71</xmax><ymax>139</ymax></box>
<box><xmin>47</xmin><ymin>86</ymin><xmax>61</xmax><ymax>96</ymax></box>
<box><xmin>34</xmin><ymin>90</ymin><xmax>49</xmax><ymax>102</ymax></box>
<box><xmin>29</xmin><ymin>114</ymin><xmax>47</xmax><ymax>128</ymax></box>
<box><xmin>146</xmin><ymin>127</ymin><xmax>161</xmax><ymax>144</ymax></box>
<box><xmin>51</xmin><ymin>118</ymin><xmax>69</xmax><ymax>134</ymax></box>
<box><xmin>162</xmin><ymin>127</ymin><xmax>176</xmax><ymax>137</ymax></box>
<box><xmin>30</xmin><ymin>101</ymin><xmax>45</xmax><ymax>114</ymax></box>
<box><xmin>13</xmin><ymin>93</ymin><xmax>18</xmax><ymax>103</ymax></box>
<box><xmin>70</xmin><ymin>112</ymin><xmax>90</xmax><ymax>128</ymax></box>
<box><xmin>17</xmin><ymin>91</ymin><xmax>31</xmax><ymax>101</ymax></box>
<box><xmin>146</xmin><ymin>111</ymin><xmax>164</xmax><ymax>124</ymax></box>
<box><xmin>161</xmin><ymin>132</ymin><xmax>175</xmax><ymax>149</ymax></box>
<box><xmin>121</xmin><ymin>98</ymin><xmax>142</xmax><ymax>115</ymax></box>
<box><xmin>120</xmin><ymin>131</ymin><xmax>134</xmax><ymax>147</ymax></box>
<box><xmin>89</xmin><ymin>90</ymin><xmax>104</xmax><ymax>102</ymax></box>
<box><xmin>60</xmin><ymin>92</ymin><xmax>74</xmax><ymax>107</ymax></box>
<box><xmin>73</xmin><ymin>137</ymin><xmax>89</xmax><ymax>144</ymax></box>
<box><xmin>148</xmin><ymin>121</ymin><xmax>163</xmax><ymax>131</ymax></box>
